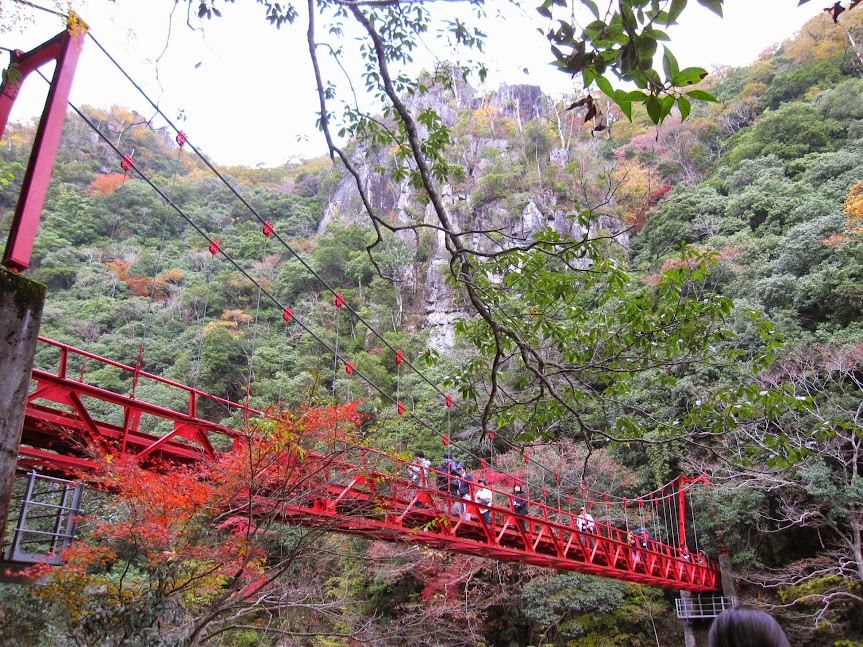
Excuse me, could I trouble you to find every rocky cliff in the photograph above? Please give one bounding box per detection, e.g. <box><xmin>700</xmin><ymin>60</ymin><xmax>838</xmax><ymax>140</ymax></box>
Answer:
<box><xmin>319</xmin><ymin>83</ymin><xmax>629</xmax><ymax>352</ymax></box>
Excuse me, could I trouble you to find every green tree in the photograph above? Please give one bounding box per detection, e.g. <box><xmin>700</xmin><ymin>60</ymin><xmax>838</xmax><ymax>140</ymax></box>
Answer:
<box><xmin>708</xmin><ymin>343</ymin><xmax>863</xmax><ymax>634</ymax></box>
<box><xmin>523</xmin><ymin>574</ymin><xmax>620</xmax><ymax>639</ymax></box>
<box><xmin>197</xmin><ymin>323</ymin><xmax>248</xmax><ymax>409</ymax></box>
<box><xmin>724</xmin><ymin>103</ymin><xmax>845</xmax><ymax>168</ymax></box>
<box><xmin>312</xmin><ymin>224</ymin><xmax>375</xmax><ymax>287</ymax></box>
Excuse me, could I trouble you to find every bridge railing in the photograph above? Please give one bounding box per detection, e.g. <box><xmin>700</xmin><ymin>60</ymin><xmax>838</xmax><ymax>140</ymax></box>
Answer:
<box><xmin>35</xmin><ymin>336</ymin><xmax>263</xmax><ymax>424</ymax></box>
<box><xmin>262</xmin><ymin>437</ymin><xmax>720</xmax><ymax>589</ymax></box>
<box><xmin>676</xmin><ymin>595</ymin><xmax>733</xmax><ymax>619</ymax></box>
<box><xmin>287</xmin><ymin>426</ymin><xmax>721</xmax><ymax>580</ymax></box>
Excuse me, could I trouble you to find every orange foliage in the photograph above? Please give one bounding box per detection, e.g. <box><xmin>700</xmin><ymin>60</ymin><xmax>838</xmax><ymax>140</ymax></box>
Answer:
<box><xmin>717</xmin><ymin>245</ymin><xmax>748</xmax><ymax>265</ymax></box>
<box><xmin>88</xmin><ymin>173</ymin><xmax>127</xmax><ymax>196</ymax></box>
<box><xmin>163</xmin><ymin>268</ymin><xmax>184</xmax><ymax>284</ymax></box>
<box><xmin>27</xmin><ymin>402</ymin><xmax>367</xmax><ymax>625</ymax></box>
<box><xmin>106</xmin><ymin>260</ymin><xmax>130</xmax><ymax>281</ymax></box>
<box><xmin>290</xmin><ymin>239</ymin><xmax>312</xmax><ymax>251</ymax></box>
<box><xmin>465</xmin><ymin>104</ymin><xmax>515</xmax><ymax>139</ymax></box>
<box><xmin>642</xmin><ymin>247</ymin><xmax>719</xmax><ymax>287</ymax></box>
<box><xmin>124</xmin><ymin>275</ymin><xmax>157</xmax><ymax>298</ymax></box>
<box><xmin>221</xmin><ymin>309</ymin><xmax>255</xmax><ymax>326</ymax></box>
<box><xmin>613</xmin><ymin>159</ymin><xmax>662</xmax><ymax>226</ymax></box>
<box><xmin>823</xmin><ymin>180</ymin><xmax>863</xmax><ymax>247</ymax></box>
<box><xmin>123</xmin><ymin>269</ymin><xmax>184</xmax><ymax>300</ymax></box>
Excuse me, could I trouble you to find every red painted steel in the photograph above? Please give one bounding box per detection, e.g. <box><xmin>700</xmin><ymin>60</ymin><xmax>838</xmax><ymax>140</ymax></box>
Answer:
<box><xmin>0</xmin><ymin>15</ymin><xmax>87</xmax><ymax>272</ymax></box>
<box><xmin>20</xmin><ymin>338</ymin><xmax>251</xmax><ymax>471</ymax></box>
<box><xmin>19</xmin><ymin>338</ymin><xmax>721</xmax><ymax>592</ymax></box>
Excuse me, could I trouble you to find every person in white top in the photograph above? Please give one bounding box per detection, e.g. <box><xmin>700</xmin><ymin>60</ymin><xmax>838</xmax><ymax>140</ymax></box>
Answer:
<box><xmin>576</xmin><ymin>506</ymin><xmax>596</xmax><ymax>533</ymax></box>
<box><xmin>474</xmin><ymin>479</ymin><xmax>493</xmax><ymax>524</ymax></box>
<box><xmin>407</xmin><ymin>450</ymin><xmax>431</xmax><ymax>486</ymax></box>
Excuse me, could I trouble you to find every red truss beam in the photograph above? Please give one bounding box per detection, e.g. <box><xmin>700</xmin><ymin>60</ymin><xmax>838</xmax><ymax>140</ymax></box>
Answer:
<box><xmin>19</xmin><ymin>338</ymin><xmax>721</xmax><ymax>592</ymax></box>
<box><xmin>19</xmin><ymin>338</ymin><xmax>250</xmax><ymax>471</ymax></box>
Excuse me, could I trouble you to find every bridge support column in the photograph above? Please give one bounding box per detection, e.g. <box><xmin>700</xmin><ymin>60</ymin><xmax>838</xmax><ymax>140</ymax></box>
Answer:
<box><xmin>680</xmin><ymin>591</ymin><xmax>698</xmax><ymax>647</ymax></box>
<box><xmin>0</xmin><ymin>270</ymin><xmax>45</xmax><ymax>545</ymax></box>
<box><xmin>718</xmin><ymin>549</ymin><xmax>738</xmax><ymax>607</ymax></box>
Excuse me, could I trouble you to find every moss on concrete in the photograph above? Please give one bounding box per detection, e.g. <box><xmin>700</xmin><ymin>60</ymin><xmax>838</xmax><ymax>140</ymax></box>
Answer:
<box><xmin>0</xmin><ymin>269</ymin><xmax>46</xmax><ymax>318</ymax></box>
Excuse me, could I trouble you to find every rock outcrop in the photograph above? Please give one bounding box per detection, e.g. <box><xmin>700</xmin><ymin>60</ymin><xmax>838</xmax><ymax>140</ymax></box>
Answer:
<box><xmin>319</xmin><ymin>83</ymin><xmax>628</xmax><ymax>353</ymax></box>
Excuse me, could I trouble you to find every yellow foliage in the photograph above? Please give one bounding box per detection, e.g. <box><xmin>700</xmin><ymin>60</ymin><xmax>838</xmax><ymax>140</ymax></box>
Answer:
<box><xmin>203</xmin><ymin>320</ymin><xmax>239</xmax><ymax>337</ymax></box>
<box><xmin>612</xmin><ymin>159</ymin><xmax>661</xmax><ymax>225</ymax></box>
<box><xmin>66</xmin><ymin>11</ymin><xmax>88</xmax><ymax>38</ymax></box>
<box><xmin>163</xmin><ymin>268</ymin><xmax>184</xmax><ymax>284</ymax></box>
<box><xmin>783</xmin><ymin>19</ymin><xmax>842</xmax><ymax>63</ymax></box>
<box><xmin>778</xmin><ymin>573</ymin><xmax>859</xmax><ymax>604</ymax></box>
<box><xmin>221</xmin><ymin>309</ymin><xmax>254</xmax><ymax>325</ymax></box>
<box><xmin>740</xmin><ymin>82</ymin><xmax>769</xmax><ymax>99</ymax></box>
<box><xmin>845</xmin><ymin>179</ymin><xmax>863</xmax><ymax>224</ymax></box>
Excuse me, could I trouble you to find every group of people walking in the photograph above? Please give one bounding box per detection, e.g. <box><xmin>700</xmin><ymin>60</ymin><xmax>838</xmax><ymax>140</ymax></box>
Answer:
<box><xmin>407</xmin><ymin>451</ymin><xmax>699</xmax><ymax>566</ymax></box>
<box><xmin>422</xmin><ymin>451</ymin><xmax>494</xmax><ymax>522</ymax></box>
<box><xmin>407</xmin><ymin>454</ymin><xmax>788</xmax><ymax>646</ymax></box>
<box><xmin>407</xmin><ymin>450</ymin><xmax>597</xmax><ymax>532</ymax></box>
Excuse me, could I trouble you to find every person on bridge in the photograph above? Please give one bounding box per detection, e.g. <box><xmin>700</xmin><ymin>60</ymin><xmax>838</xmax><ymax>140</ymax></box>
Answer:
<box><xmin>576</xmin><ymin>506</ymin><xmax>596</xmax><ymax>534</ymax></box>
<box><xmin>512</xmin><ymin>484</ymin><xmax>529</xmax><ymax>532</ymax></box>
<box><xmin>474</xmin><ymin>479</ymin><xmax>493</xmax><ymax>524</ymax></box>
<box><xmin>633</xmin><ymin>527</ymin><xmax>650</xmax><ymax>550</ymax></box>
<box><xmin>453</xmin><ymin>464</ymin><xmax>473</xmax><ymax>517</ymax></box>
<box><xmin>436</xmin><ymin>452</ymin><xmax>456</xmax><ymax>491</ymax></box>
<box><xmin>408</xmin><ymin>450</ymin><xmax>431</xmax><ymax>487</ymax></box>
<box><xmin>707</xmin><ymin>608</ymin><xmax>790</xmax><ymax>647</ymax></box>
<box><xmin>626</xmin><ymin>529</ymin><xmax>641</xmax><ymax>563</ymax></box>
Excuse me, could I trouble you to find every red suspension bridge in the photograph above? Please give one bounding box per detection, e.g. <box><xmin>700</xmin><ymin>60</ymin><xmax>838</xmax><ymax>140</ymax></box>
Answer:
<box><xmin>14</xmin><ymin>337</ymin><xmax>721</xmax><ymax>593</ymax></box>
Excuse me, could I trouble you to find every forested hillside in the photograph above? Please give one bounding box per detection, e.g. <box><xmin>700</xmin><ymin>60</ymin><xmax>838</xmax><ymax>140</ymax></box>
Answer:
<box><xmin>1</xmin><ymin>8</ymin><xmax>863</xmax><ymax>646</ymax></box>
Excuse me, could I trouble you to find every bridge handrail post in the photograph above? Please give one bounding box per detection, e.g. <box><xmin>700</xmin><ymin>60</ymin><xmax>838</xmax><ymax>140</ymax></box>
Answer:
<box><xmin>58</xmin><ymin>345</ymin><xmax>67</xmax><ymax>379</ymax></box>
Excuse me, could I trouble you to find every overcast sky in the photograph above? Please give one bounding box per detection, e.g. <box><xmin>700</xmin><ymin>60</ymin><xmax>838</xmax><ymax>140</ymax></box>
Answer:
<box><xmin>2</xmin><ymin>1</ymin><xmax>831</xmax><ymax>167</ymax></box>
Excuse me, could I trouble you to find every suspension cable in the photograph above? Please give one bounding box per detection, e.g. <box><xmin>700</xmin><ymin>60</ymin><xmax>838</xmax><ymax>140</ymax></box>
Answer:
<box><xmin>53</xmin><ymin>90</ymin><xmax>466</xmax><ymax>443</ymax></box>
<box><xmin>688</xmin><ymin>486</ymin><xmax>700</xmax><ymax>554</ymax></box>
<box><xmin>190</xmin><ymin>257</ymin><xmax>213</xmax><ymax>390</ymax></box>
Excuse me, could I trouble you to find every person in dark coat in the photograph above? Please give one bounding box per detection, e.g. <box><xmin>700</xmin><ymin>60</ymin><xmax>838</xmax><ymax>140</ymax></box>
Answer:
<box><xmin>453</xmin><ymin>464</ymin><xmax>473</xmax><ymax>517</ymax></box>
<box><xmin>512</xmin><ymin>483</ymin><xmax>529</xmax><ymax>531</ymax></box>
<box><xmin>436</xmin><ymin>452</ymin><xmax>456</xmax><ymax>491</ymax></box>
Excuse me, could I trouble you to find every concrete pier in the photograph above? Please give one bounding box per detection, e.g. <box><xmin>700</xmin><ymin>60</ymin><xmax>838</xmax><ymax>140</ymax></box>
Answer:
<box><xmin>0</xmin><ymin>270</ymin><xmax>45</xmax><ymax>544</ymax></box>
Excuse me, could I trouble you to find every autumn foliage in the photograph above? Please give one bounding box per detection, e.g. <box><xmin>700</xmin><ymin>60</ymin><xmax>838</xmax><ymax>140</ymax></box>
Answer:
<box><xmin>87</xmin><ymin>173</ymin><xmax>127</xmax><ymax>196</ymax></box>
<box><xmin>26</xmin><ymin>402</ymin><xmax>367</xmax><ymax>645</ymax></box>
<box><xmin>105</xmin><ymin>260</ymin><xmax>184</xmax><ymax>300</ymax></box>
<box><xmin>844</xmin><ymin>179</ymin><xmax>863</xmax><ymax>224</ymax></box>
<box><xmin>823</xmin><ymin>179</ymin><xmax>863</xmax><ymax>247</ymax></box>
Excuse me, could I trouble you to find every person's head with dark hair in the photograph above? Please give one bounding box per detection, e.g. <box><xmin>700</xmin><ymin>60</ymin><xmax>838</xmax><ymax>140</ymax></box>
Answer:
<box><xmin>414</xmin><ymin>450</ymin><xmax>425</xmax><ymax>459</ymax></box>
<box><xmin>708</xmin><ymin>608</ymin><xmax>790</xmax><ymax>647</ymax></box>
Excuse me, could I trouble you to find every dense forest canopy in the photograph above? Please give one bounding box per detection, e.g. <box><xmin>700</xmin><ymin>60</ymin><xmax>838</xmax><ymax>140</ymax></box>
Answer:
<box><xmin>1</xmin><ymin>1</ymin><xmax>863</xmax><ymax>645</ymax></box>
